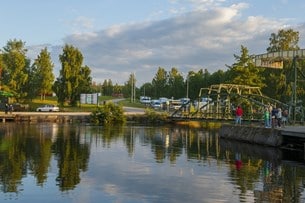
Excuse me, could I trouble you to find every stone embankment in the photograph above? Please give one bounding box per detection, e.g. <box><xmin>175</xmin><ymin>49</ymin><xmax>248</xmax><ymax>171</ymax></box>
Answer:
<box><xmin>220</xmin><ymin>124</ymin><xmax>305</xmax><ymax>150</ymax></box>
<box><xmin>11</xmin><ymin>112</ymin><xmax>91</xmax><ymax>123</ymax></box>
<box><xmin>219</xmin><ymin>124</ymin><xmax>282</xmax><ymax>147</ymax></box>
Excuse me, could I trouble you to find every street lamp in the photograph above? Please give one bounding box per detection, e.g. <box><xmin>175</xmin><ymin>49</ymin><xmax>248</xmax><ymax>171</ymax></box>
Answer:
<box><xmin>130</xmin><ymin>72</ymin><xmax>136</xmax><ymax>103</ymax></box>
<box><xmin>186</xmin><ymin>73</ymin><xmax>194</xmax><ymax>98</ymax></box>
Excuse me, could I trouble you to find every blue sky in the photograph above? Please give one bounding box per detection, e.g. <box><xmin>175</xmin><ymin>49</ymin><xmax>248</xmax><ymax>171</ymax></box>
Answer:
<box><xmin>1</xmin><ymin>0</ymin><xmax>305</xmax><ymax>85</ymax></box>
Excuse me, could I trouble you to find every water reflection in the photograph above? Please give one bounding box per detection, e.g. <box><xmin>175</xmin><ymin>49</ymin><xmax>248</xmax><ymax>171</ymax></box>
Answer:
<box><xmin>0</xmin><ymin>123</ymin><xmax>304</xmax><ymax>202</ymax></box>
<box><xmin>53</xmin><ymin>125</ymin><xmax>90</xmax><ymax>191</ymax></box>
<box><xmin>0</xmin><ymin>123</ymin><xmax>90</xmax><ymax>193</ymax></box>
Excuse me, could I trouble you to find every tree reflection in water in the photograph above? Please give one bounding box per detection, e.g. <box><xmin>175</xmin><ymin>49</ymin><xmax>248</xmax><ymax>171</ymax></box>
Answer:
<box><xmin>0</xmin><ymin>123</ymin><xmax>304</xmax><ymax>202</ymax></box>
<box><xmin>0</xmin><ymin>123</ymin><xmax>90</xmax><ymax>192</ymax></box>
<box><xmin>52</xmin><ymin>125</ymin><xmax>90</xmax><ymax>191</ymax></box>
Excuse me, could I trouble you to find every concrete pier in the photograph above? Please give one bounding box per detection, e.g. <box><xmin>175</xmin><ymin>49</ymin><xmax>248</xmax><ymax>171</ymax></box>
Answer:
<box><xmin>0</xmin><ymin>112</ymin><xmax>91</xmax><ymax>123</ymax></box>
<box><xmin>219</xmin><ymin>124</ymin><xmax>282</xmax><ymax>146</ymax></box>
<box><xmin>220</xmin><ymin>124</ymin><xmax>305</xmax><ymax>149</ymax></box>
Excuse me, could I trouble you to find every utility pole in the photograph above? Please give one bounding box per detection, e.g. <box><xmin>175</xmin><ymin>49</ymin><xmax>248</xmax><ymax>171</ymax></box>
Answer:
<box><xmin>186</xmin><ymin>73</ymin><xmax>194</xmax><ymax>98</ymax></box>
<box><xmin>131</xmin><ymin>73</ymin><xmax>136</xmax><ymax>103</ymax></box>
<box><xmin>131</xmin><ymin>74</ymin><xmax>133</xmax><ymax>103</ymax></box>
<box><xmin>292</xmin><ymin>56</ymin><xmax>297</xmax><ymax>125</ymax></box>
<box><xmin>186</xmin><ymin>76</ymin><xmax>189</xmax><ymax>98</ymax></box>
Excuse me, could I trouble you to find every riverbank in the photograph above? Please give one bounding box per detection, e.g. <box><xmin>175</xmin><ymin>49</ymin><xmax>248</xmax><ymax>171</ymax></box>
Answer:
<box><xmin>219</xmin><ymin>124</ymin><xmax>282</xmax><ymax>147</ymax></box>
<box><xmin>220</xmin><ymin>124</ymin><xmax>305</xmax><ymax>150</ymax></box>
<box><xmin>2</xmin><ymin>112</ymin><xmax>305</xmax><ymax>151</ymax></box>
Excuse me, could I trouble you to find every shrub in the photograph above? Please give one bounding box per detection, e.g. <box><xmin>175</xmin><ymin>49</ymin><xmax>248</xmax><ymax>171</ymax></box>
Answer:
<box><xmin>144</xmin><ymin>108</ymin><xmax>169</xmax><ymax>123</ymax></box>
<box><xmin>90</xmin><ymin>102</ymin><xmax>126</xmax><ymax>125</ymax></box>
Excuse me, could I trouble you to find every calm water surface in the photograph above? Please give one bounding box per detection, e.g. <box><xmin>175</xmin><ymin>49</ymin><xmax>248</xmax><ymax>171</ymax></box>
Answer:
<box><xmin>0</xmin><ymin>123</ymin><xmax>305</xmax><ymax>203</ymax></box>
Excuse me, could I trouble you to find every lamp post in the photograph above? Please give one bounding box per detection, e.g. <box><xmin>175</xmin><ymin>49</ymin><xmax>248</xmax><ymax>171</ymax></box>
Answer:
<box><xmin>186</xmin><ymin>76</ymin><xmax>190</xmax><ymax>99</ymax></box>
<box><xmin>130</xmin><ymin>72</ymin><xmax>135</xmax><ymax>103</ymax></box>
<box><xmin>186</xmin><ymin>73</ymin><xmax>194</xmax><ymax>99</ymax></box>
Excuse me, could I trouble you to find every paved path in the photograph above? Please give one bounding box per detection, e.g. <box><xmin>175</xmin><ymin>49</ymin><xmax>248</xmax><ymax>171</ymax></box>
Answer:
<box><xmin>0</xmin><ymin>106</ymin><xmax>145</xmax><ymax>117</ymax></box>
<box><xmin>279</xmin><ymin>125</ymin><xmax>305</xmax><ymax>137</ymax></box>
<box><xmin>123</xmin><ymin>107</ymin><xmax>145</xmax><ymax>115</ymax></box>
<box><xmin>282</xmin><ymin>126</ymin><xmax>305</xmax><ymax>132</ymax></box>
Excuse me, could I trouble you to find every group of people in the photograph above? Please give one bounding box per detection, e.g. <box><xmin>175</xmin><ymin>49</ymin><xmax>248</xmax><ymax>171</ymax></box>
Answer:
<box><xmin>4</xmin><ymin>103</ymin><xmax>13</xmax><ymax>114</ymax></box>
<box><xmin>264</xmin><ymin>105</ymin><xmax>288</xmax><ymax>128</ymax></box>
<box><xmin>234</xmin><ymin>104</ymin><xmax>288</xmax><ymax>128</ymax></box>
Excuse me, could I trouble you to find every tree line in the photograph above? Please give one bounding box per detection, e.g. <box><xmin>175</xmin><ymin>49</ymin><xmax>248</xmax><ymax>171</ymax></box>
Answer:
<box><xmin>0</xmin><ymin>42</ymin><xmax>92</xmax><ymax>106</ymax></box>
<box><xmin>135</xmin><ymin>28</ymin><xmax>305</xmax><ymax>106</ymax></box>
<box><xmin>0</xmin><ymin>28</ymin><xmax>304</xmax><ymax>106</ymax></box>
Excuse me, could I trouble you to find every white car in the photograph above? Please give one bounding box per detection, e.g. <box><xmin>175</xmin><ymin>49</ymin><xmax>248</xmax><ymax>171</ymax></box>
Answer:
<box><xmin>140</xmin><ymin>96</ymin><xmax>151</xmax><ymax>104</ymax></box>
<box><xmin>36</xmin><ymin>104</ymin><xmax>60</xmax><ymax>112</ymax></box>
<box><xmin>150</xmin><ymin>100</ymin><xmax>161</xmax><ymax>109</ymax></box>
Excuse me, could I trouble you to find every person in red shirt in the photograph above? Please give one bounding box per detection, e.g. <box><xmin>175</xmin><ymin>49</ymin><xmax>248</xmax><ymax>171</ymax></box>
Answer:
<box><xmin>235</xmin><ymin>105</ymin><xmax>243</xmax><ymax>125</ymax></box>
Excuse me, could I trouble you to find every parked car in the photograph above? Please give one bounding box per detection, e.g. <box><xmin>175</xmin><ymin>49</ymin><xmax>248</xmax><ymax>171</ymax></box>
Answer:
<box><xmin>36</xmin><ymin>104</ymin><xmax>60</xmax><ymax>112</ymax></box>
<box><xmin>140</xmin><ymin>96</ymin><xmax>151</xmax><ymax>104</ymax></box>
<box><xmin>150</xmin><ymin>100</ymin><xmax>161</xmax><ymax>109</ymax></box>
<box><xmin>170</xmin><ymin>99</ymin><xmax>182</xmax><ymax>110</ymax></box>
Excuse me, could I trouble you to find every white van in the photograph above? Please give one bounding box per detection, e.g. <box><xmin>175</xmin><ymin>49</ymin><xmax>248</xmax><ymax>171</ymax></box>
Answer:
<box><xmin>140</xmin><ymin>96</ymin><xmax>151</xmax><ymax>104</ymax></box>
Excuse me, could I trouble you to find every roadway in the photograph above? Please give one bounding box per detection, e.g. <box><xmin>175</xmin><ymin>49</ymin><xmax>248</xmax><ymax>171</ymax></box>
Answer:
<box><xmin>0</xmin><ymin>106</ymin><xmax>145</xmax><ymax>116</ymax></box>
<box><xmin>123</xmin><ymin>107</ymin><xmax>145</xmax><ymax>115</ymax></box>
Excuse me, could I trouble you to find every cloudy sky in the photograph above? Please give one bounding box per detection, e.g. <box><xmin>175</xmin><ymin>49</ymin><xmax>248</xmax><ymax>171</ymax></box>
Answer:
<box><xmin>1</xmin><ymin>0</ymin><xmax>305</xmax><ymax>86</ymax></box>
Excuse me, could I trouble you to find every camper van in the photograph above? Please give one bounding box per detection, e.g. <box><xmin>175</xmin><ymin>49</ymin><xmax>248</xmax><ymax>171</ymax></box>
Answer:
<box><xmin>140</xmin><ymin>96</ymin><xmax>151</xmax><ymax>105</ymax></box>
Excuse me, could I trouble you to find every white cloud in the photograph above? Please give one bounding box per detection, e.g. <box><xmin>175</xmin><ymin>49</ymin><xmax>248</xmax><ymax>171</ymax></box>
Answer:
<box><xmin>105</xmin><ymin>24</ymin><xmax>125</xmax><ymax>37</ymax></box>
<box><xmin>187</xmin><ymin>0</ymin><xmax>227</xmax><ymax>9</ymax></box>
<box><xmin>27</xmin><ymin>2</ymin><xmax>303</xmax><ymax>86</ymax></box>
<box><xmin>73</xmin><ymin>16</ymin><xmax>95</xmax><ymax>30</ymax></box>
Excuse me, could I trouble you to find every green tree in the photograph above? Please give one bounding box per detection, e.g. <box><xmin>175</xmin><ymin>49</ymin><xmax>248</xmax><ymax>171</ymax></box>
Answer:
<box><xmin>0</xmin><ymin>54</ymin><xmax>4</xmax><ymax>88</ymax></box>
<box><xmin>53</xmin><ymin>44</ymin><xmax>92</xmax><ymax>106</ymax></box>
<box><xmin>1</xmin><ymin>39</ymin><xmax>29</xmax><ymax>100</ymax></box>
<box><xmin>168</xmin><ymin>67</ymin><xmax>184</xmax><ymax>99</ymax></box>
<box><xmin>24</xmin><ymin>63</ymin><xmax>39</xmax><ymax>101</ymax></box>
<box><xmin>33</xmin><ymin>47</ymin><xmax>55</xmax><ymax>100</ymax></box>
<box><xmin>102</xmin><ymin>79</ymin><xmax>113</xmax><ymax>96</ymax></box>
<box><xmin>209</xmin><ymin>69</ymin><xmax>226</xmax><ymax>84</ymax></box>
<box><xmin>267</xmin><ymin>29</ymin><xmax>299</xmax><ymax>52</ymax></box>
<box><xmin>78</xmin><ymin>65</ymin><xmax>92</xmax><ymax>93</ymax></box>
<box><xmin>152</xmin><ymin>67</ymin><xmax>168</xmax><ymax>98</ymax></box>
<box><xmin>91</xmin><ymin>82</ymin><xmax>103</xmax><ymax>94</ymax></box>
<box><xmin>113</xmin><ymin>84</ymin><xmax>123</xmax><ymax>96</ymax></box>
<box><xmin>139</xmin><ymin>82</ymin><xmax>153</xmax><ymax>97</ymax></box>
<box><xmin>122</xmin><ymin>73</ymin><xmax>136</xmax><ymax>101</ymax></box>
<box><xmin>188</xmin><ymin>69</ymin><xmax>212</xmax><ymax>100</ymax></box>
<box><xmin>263</xmin><ymin>28</ymin><xmax>301</xmax><ymax>102</ymax></box>
<box><xmin>227</xmin><ymin>45</ymin><xmax>264</xmax><ymax>88</ymax></box>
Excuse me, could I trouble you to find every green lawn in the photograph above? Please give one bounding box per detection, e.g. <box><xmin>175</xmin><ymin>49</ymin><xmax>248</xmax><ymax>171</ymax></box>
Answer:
<box><xmin>28</xmin><ymin>96</ymin><xmax>146</xmax><ymax>112</ymax></box>
<box><xmin>117</xmin><ymin>99</ymin><xmax>147</xmax><ymax>108</ymax></box>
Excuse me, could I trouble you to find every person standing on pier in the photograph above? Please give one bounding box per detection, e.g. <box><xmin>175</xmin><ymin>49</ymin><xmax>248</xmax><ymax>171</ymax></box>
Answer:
<box><xmin>264</xmin><ymin>107</ymin><xmax>271</xmax><ymax>128</ymax></box>
<box><xmin>235</xmin><ymin>105</ymin><xmax>243</xmax><ymax>125</ymax></box>
<box><xmin>282</xmin><ymin>109</ymin><xmax>288</xmax><ymax>127</ymax></box>
<box><xmin>277</xmin><ymin>108</ymin><xmax>282</xmax><ymax>128</ymax></box>
<box><xmin>4</xmin><ymin>103</ymin><xmax>9</xmax><ymax>114</ymax></box>
<box><xmin>271</xmin><ymin>106</ymin><xmax>278</xmax><ymax>128</ymax></box>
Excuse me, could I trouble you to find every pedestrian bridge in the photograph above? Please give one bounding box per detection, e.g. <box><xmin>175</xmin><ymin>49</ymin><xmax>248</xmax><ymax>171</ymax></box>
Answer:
<box><xmin>170</xmin><ymin>83</ymin><xmax>304</xmax><ymax>124</ymax></box>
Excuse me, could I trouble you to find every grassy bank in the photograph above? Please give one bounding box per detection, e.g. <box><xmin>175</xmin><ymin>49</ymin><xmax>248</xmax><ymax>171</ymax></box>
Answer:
<box><xmin>28</xmin><ymin>96</ymin><xmax>145</xmax><ymax>112</ymax></box>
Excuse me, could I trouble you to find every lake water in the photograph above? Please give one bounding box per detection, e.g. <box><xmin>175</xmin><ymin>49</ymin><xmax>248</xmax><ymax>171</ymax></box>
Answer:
<box><xmin>0</xmin><ymin>122</ymin><xmax>305</xmax><ymax>203</ymax></box>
